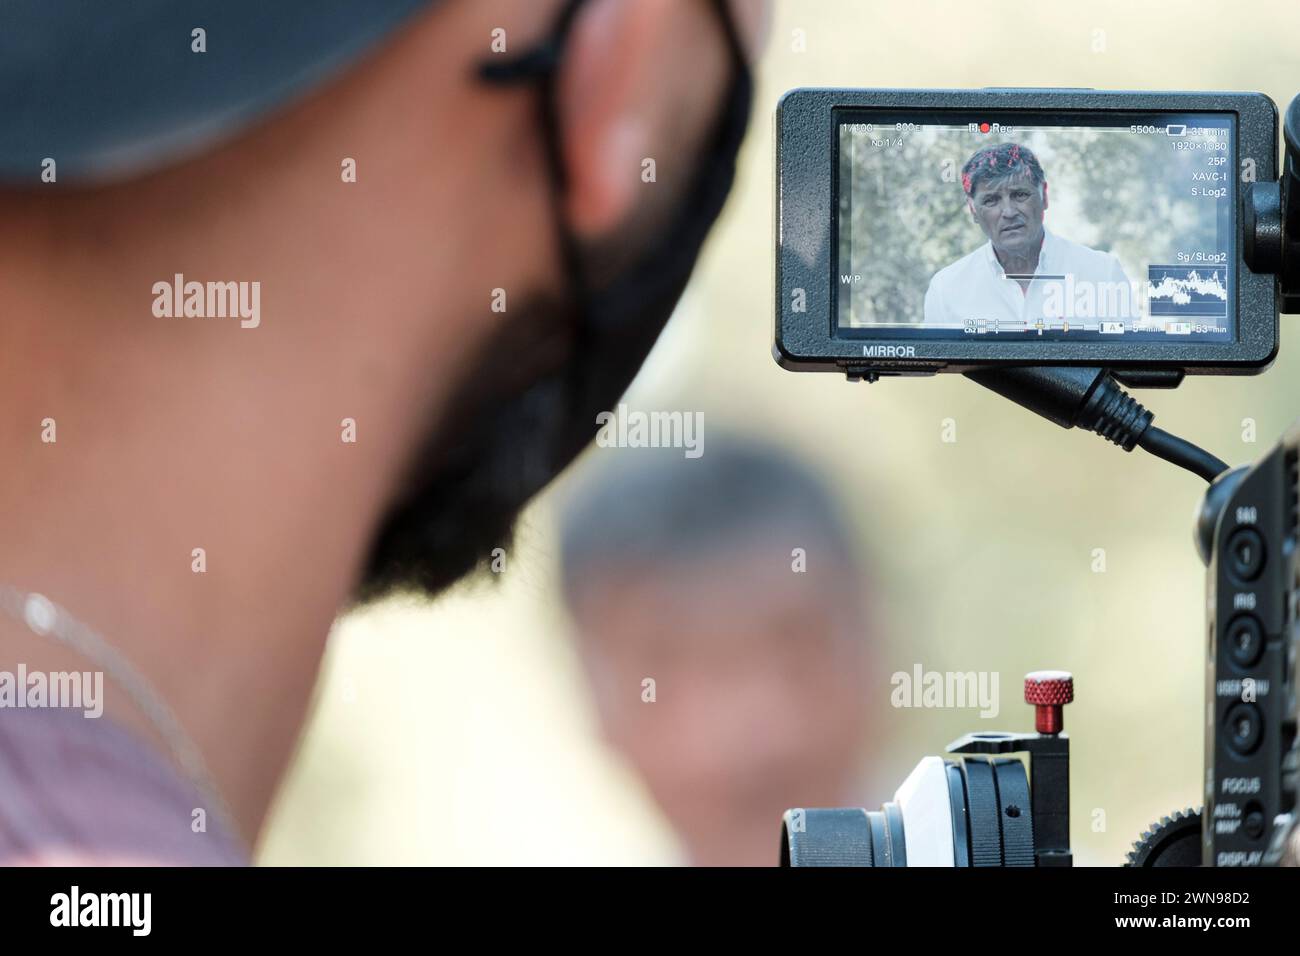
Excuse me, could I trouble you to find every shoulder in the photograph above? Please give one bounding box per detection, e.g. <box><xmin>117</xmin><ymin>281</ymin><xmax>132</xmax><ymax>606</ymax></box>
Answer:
<box><xmin>1049</xmin><ymin>232</ymin><xmax>1126</xmax><ymax>273</ymax></box>
<box><xmin>928</xmin><ymin>244</ymin><xmax>987</xmax><ymax>292</ymax></box>
<box><xmin>0</xmin><ymin>708</ymin><xmax>248</xmax><ymax>867</ymax></box>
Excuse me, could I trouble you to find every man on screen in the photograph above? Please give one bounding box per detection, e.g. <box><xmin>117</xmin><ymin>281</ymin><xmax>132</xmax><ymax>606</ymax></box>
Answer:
<box><xmin>923</xmin><ymin>142</ymin><xmax>1135</xmax><ymax>329</ymax></box>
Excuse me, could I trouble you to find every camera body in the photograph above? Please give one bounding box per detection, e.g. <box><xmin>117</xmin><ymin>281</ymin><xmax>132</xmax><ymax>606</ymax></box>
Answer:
<box><xmin>775</xmin><ymin>87</ymin><xmax>1300</xmax><ymax>866</ymax></box>
<box><xmin>781</xmin><ymin>678</ymin><xmax>1073</xmax><ymax>867</ymax></box>
<box><xmin>1199</xmin><ymin>427</ymin><xmax>1300</xmax><ymax>866</ymax></box>
<box><xmin>774</xmin><ymin>88</ymin><xmax>1280</xmax><ymax>382</ymax></box>
<box><xmin>781</xmin><ymin>425</ymin><xmax>1300</xmax><ymax>867</ymax></box>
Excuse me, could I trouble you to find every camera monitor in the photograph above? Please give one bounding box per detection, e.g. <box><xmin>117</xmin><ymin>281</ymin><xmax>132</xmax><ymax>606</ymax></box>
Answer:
<box><xmin>775</xmin><ymin>89</ymin><xmax>1279</xmax><ymax>379</ymax></box>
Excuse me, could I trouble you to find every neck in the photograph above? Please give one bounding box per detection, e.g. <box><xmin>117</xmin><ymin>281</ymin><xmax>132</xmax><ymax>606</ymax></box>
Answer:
<box><xmin>994</xmin><ymin>231</ymin><xmax>1045</xmax><ymax>277</ymax></box>
<box><xmin>0</xmin><ymin>180</ymin><xmax>483</xmax><ymax>843</ymax></box>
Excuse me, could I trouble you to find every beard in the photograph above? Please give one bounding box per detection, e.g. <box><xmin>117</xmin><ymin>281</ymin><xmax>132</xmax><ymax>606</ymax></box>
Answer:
<box><xmin>349</xmin><ymin>258</ymin><xmax>676</xmax><ymax>607</ymax></box>
<box><xmin>350</xmin><ymin>290</ymin><xmax>577</xmax><ymax>606</ymax></box>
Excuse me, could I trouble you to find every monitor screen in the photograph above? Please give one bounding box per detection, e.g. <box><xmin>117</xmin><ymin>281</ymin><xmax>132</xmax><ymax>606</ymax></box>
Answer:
<box><xmin>834</xmin><ymin>110</ymin><xmax>1237</xmax><ymax>342</ymax></box>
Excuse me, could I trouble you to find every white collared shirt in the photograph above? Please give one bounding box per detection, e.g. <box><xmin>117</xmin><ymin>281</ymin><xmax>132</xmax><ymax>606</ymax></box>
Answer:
<box><xmin>923</xmin><ymin>229</ymin><xmax>1135</xmax><ymax>331</ymax></box>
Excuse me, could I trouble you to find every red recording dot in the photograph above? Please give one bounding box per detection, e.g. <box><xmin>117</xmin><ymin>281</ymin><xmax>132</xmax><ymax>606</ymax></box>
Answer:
<box><xmin>979</xmin><ymin>122</ymin><xmax>990</xmax><ymax>133</ymax></box>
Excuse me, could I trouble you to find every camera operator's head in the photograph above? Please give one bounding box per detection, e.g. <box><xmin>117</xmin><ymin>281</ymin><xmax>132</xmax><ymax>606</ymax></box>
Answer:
<box><xmin>961</xmin><ymin>142</ymin><xmax>1049</xmax><ymax>260</ymax></box>
<box><xmin>559</xmin><ymin>436</ymin><xmax>878</xmax><ymax>867</ymax></box>
<box><xmin>0</xmin><ymin>0</ymin><xmax>767</xmax><ymax>851</ymax></box>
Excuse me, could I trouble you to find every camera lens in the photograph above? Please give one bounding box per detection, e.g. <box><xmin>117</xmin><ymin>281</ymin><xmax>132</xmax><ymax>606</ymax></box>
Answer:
<box><xmin>781</xmin><ymin>755</ymin><xmax>1035</xmax><ymax>867</ymax></box>
<box><xmin>778</xmin><ymin>807</ymin><xmax>899</xmax><ymax>866</ymax></box>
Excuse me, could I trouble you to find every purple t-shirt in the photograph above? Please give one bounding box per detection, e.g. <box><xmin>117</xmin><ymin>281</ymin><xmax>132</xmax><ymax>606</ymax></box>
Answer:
<box><xmin>0</xmin><ymin>707</ymin><xmax>247</xmax><ymax>865</ymax></box>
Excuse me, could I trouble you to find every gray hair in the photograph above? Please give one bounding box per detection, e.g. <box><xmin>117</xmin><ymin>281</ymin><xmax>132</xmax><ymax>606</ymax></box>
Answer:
<box><xmin>961</xmin><ymin>142</ymin><xmax>1046</xmax><ymax>199</ymax></box>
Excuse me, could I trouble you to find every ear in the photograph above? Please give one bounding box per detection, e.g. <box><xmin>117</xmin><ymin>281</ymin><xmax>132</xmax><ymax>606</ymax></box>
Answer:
<box><xmin>1042</xmin><ymin>181</ymin><xmax>1050</xmax><ymax>210</ymax></box>
<box><xmin>555</xmin><ymin>0</ymin><xmax>730</xmax><ymax>240</ymax></box>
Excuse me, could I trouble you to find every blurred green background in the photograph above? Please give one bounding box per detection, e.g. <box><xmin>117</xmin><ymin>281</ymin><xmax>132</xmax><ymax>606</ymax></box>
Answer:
<box><xmin>258</xmin><ymin>0</ymin><xmax>1300</xmax><ymax>866</ymax></box>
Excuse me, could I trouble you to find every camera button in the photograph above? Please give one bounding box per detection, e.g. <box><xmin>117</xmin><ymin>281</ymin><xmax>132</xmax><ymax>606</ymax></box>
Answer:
<box><xmin>1225</xmin><ymin>702</ymin><xmax>1264</xmax><ymax>755</ymax></box>
<box><xmin>1226</xmin><ymin>614</ymin><xmax>1265</xmax><ymax>669</ymax></box>
<box><xmin>1226</xmin><ymin>528</ymin><xmax>1266</xmax><ymax>581</ymax></box>
<box><xmin>1243</xmin><ymin>803</ymin><xmax>1267</xmax><ymax>840</ymax></box>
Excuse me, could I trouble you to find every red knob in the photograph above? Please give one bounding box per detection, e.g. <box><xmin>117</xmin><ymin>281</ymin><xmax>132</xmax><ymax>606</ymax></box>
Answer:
<box><xmin>1024</xmin><ymin>671</ymin><xmax>1074</xmax><ymax>735</ymax></box>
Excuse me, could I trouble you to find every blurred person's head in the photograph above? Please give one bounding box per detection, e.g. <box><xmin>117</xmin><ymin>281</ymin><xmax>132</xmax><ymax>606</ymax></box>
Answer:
<box><xmin>559</xmin><ymin>436</ymin><xmax>878</xmax><ymax>866</ymax></box>
<box><xmin>962</xmin><ymin>142</ymin><xmax>1048</xmax><ymax>260</ymax></box>
<box><xmin>0</xmin><ymin>0</ymin><xmax>767</xmax><ymax>840</ymax></box>
<box><xmin>0</xmin><ymin>0</ymin><xmax>766</xmax><ymax>604</ymax></box>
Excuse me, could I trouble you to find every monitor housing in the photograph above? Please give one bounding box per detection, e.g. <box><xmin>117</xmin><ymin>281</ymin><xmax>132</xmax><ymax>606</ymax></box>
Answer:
<box><xmin>775</xmin><ymin>88</ymin><xmax>1279</xmax><ymax>382</ymax></box>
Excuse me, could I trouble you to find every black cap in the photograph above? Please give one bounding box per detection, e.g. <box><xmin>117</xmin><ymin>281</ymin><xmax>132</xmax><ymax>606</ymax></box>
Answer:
<box><xmin>0</xmin><ymin>0</ymin><xmax>434</xmax><ymax>184</ymax></box>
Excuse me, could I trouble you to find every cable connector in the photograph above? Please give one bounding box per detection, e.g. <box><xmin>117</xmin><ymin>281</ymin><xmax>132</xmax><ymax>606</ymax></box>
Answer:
<box><xmin>966</xmin><ymin>366</ymin><xmax>1150</xmax><ymax>449</ymax></box>
<box><xmin>1075</xmin><ymin>374</ymin><xmax>1153</xmax><ymax>451</ymax></box>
